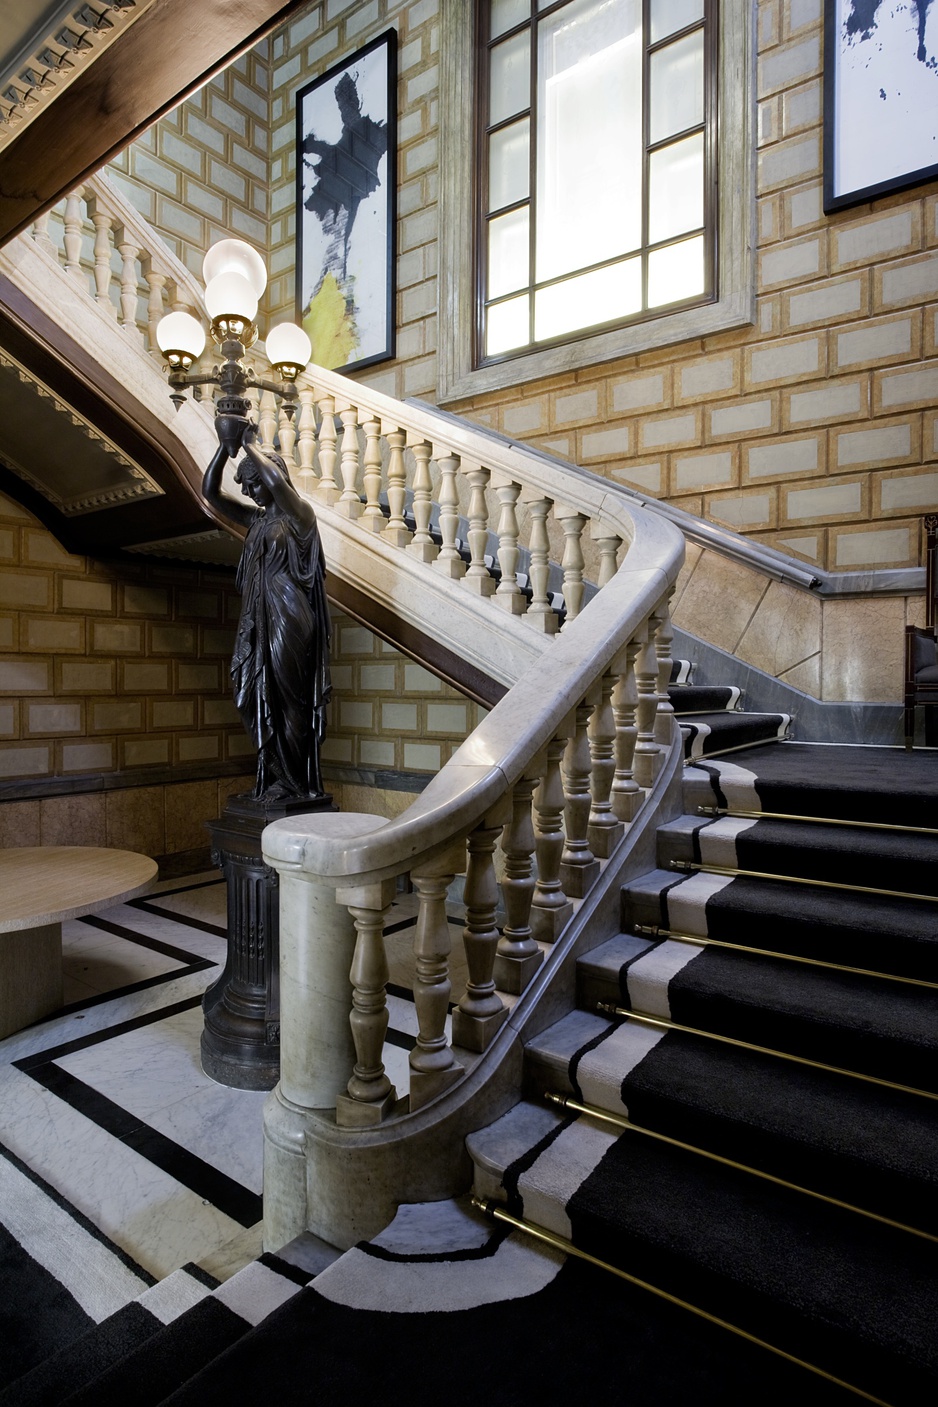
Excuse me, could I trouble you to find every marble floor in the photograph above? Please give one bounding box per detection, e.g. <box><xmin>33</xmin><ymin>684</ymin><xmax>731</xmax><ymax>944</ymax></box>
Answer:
<box><xmin>0</xmin><ymin>868</ymin><xmax>460</xmax><ymax>1295</ymax></box>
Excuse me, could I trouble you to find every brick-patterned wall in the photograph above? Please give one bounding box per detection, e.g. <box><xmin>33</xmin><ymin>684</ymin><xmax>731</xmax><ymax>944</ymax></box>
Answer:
<box><xmin>0</xmin><ymin>492</ymin><xmax>246</xmax><ymax>780</ymax></box>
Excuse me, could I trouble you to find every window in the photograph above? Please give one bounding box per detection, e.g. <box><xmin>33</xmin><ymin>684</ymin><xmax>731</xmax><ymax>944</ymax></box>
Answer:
<box><xmin>480</xmin><ymin>0</ymin><xmax>713</xmax><ymax>361</ymax></box>
<box><xmin>439</xmin><ymin>0</ymin><xmax>753</xmax><ymax>402</ymax></box>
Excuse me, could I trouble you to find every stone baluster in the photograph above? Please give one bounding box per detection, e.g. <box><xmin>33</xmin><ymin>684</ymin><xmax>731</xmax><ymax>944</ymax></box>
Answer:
<box><xmin>360</xmin><ymin>417</ymin><xmax>385</xmax><ymax>532</ymax></box>
<box><xmin>409</xmin><ymin>852</ymin><xmax>466</xmax><ymax>1111</ymax></box>
<box><xmin>460</xmin><ymin>463</ymin><xmax>496</xmax><ymax>596</ymax></box>
<box><xmin>117</xmin><ymin>239</ymin><xmax>143</xmax><ymax>342</ymax></box>
<box><xmin>556</xmin><ymin>506</ymin><xmax>588</xmax><ymax>624</ymax></box>
<box><xmin>560</xmin><ymin>697</ymin><xmax>601</xmax><ymax>898</ymax></box>
<box><xmin>593</xmin><ymin>528</ymin><xmax>622</xmax><ymax>588</ymax></box>
<box><xmin>491</xmin><ymin>471</ymin><xmax>526</xmax><ymax>614</ymax></box>
<box><xmin>32</xmin><ymin>211</ymin><xmax>56</xmax><ymax>257</ymax></box>
<box><xmin>90</xmin><ymin>207</ymin><xmax>115</xmax><ymax>313</ymax></box>
<box><xmin>144</xmin><ymin>269</ymin><xmax>166</xmax><ymax>350</ymax></box>
<box><xmin>530</xmin><ymin>733</ymin><xmax>574</xmax><ymax>942</ymax></box>
<box><xmin>493</xmin><ymin>776</ymin><xmax>542</xmax><ymax>994</ymax></box>
<box><xmin>433</xmin><ymin>451</ymin><xmax>465</xmax><ymax>579</ymax></box>
<box><xmin>278</xmin><ymin>400</ymin><xmax>298</xmax><ymax>470</ymax></box>
<box><xmin>258</xmin><ymin>390</ymin><xmax>278</xmax><ymax>453</ymax></box>
<box><xmin>63</xmin><ymin>192</ymin><xmax>85</xmax><ymax>284</ymax></box>
<box><xmin>611</xmin><ymin>638</ymin><xmax>644</xmax><ymax>821</ymax></box>
<box><xmin>336</xmin><ymin>404</ymin><xmax>363</xmax><ymax>517</ymax></box>
<box><xmin>587</xmin><ymin>670</ymin><xmax>623</xmax><ymax>858</ymax></box>
<box><xmin>633</xmin><ymin>624</ymin><xmax>662</xmax><ymax>788</ymax></box>
<box><xmin>294</xmin><ymin>387</ymin><xmax>318</xmax><ymax>495</ymax></box>
<box><xmin>523</xmin><ymin>495</ymin><xmax>559</xmax><ymax>633</ymax></box>
<box><xmin>654</xmin><ymin>595</ymin><xmax>676</xmax><ymax>745</ymax></box>
<box><xmin>334</xmin><ymin>879</ymin><xmax>398</xmax><ymax>1127</ymax></box>
<box><xmin>409</xmin><ymin>439</ymin><xmax>437</xmax><ymax>562</ymax></box>
<box><xmin>316</xmin><ymin>394</ymin><xmax>339</xmax><ymax>502</ymax></box>
<box><xmin>383</xmin><ymin>427</ymin><xmax>411</xmax><ymax>547</ymax></box>
<box><xmin>452</xmin><ymin>813</ymin><xmax>510</xmax><ymax>1052</ymax></box>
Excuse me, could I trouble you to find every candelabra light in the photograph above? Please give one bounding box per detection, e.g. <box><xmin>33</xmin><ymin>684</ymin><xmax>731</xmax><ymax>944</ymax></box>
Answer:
<box><xmin>155</xmin><ymin>238</ymin><xmax>312</xmax><ymax>455</ymax></box>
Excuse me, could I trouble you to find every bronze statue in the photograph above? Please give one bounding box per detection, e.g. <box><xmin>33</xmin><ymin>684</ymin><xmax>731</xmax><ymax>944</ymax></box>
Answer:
<box><xmin>203</xmin><ymin>420</ymin><xmax>331</xmax><ymax>802</ymax></box>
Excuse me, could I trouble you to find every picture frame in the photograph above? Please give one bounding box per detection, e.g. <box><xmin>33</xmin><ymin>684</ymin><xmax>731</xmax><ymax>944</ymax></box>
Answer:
<box><xmin>295</xmin><ymin>29</ymin><xmax>397</xmax><ymax>373</ymax></box>
<box><xmin>824</xmin><ymin>0</ymin><xmax>938</xmax><ymax>213</ymax></box>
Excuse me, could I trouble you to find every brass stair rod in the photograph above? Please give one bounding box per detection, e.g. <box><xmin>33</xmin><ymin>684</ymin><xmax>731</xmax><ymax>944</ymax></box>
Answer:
<box><xmin>544</xmin><ymin>1091</ymin><xmax>937</xmax><ymax>1246</ymax></box>
<box><xmin>696</xmin><ymin>804</ymin><xmax>938</xmax><ymax>837</ymax></box>
<box><xmin>470</xmin><ymin>1196</ymin><xmax>893</xmax><ymax>1407</ymax></box>
<box><xmin>669</xmin><ymin>859</ymin><xmax>938</xmax><ymax>905</ymax></box>
<box><xmin>594</xmin><ymin>1003</ymin><xmax>938</xmax><ymax>1105</ymax></box>
<box><xmin>632</xmin><ymin>924</ymin><xmax>938</xmax><ymax>993</ymax></box>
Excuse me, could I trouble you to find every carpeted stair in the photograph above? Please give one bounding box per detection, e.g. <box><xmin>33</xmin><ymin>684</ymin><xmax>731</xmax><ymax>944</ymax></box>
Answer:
<box><xmin>466</xmin><ymin>729</ymin><xmax>938</xmax><ymax>1407</ymax></box>
<box><xmin>668</xmin><ymin>658</ymin><xmax>791</xmax><ymax>759</ymax></box>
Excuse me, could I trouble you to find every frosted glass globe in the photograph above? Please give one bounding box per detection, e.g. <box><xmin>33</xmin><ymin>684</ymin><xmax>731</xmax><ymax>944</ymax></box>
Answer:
<box><xmin>155</xmin><ymin>310</ymin><xmax>205</xmax><ymax>359</ymax></box>
<box><xmin>202</xmin><ymin>239</ymin><xmax>267</xmax><ymax>299</ymax></box>
<box><xmin>204</xmin><ymin>272</ymin><xmax>258</xmax><ymax>323</ymax></box>
<box><xmin>266</xmin><ymin>322</ymin><xmax>312</xmax><ymax>370</ymax></box>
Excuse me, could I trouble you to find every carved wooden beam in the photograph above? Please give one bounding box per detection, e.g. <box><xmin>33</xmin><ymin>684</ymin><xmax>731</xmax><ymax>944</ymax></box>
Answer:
<box><xmin>0</xmin><ymin>0</ymin><xmax>309</xmax><ymax>247</ymax></box>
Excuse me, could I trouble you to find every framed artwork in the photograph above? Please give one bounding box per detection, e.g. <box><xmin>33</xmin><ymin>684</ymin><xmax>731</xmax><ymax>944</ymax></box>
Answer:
<box><xmin>295</xmin><ymin>29</ymin><xmax>397</xmax><ymax>373</ymax></box>
<box><xmin>824</xmin><ymin>1</ymin><xmax>938</xmax><ymax>212</ymax></box>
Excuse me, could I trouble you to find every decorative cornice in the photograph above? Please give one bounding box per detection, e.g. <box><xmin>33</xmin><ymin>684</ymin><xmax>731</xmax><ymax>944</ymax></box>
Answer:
<box><xmin>0</xmin><ymin>2</ymin><xmax>155</xmax><ymax>153</ymax></box>
<box><xmin>124</xmin><ymin>528</ymin><xmax>240</xmax><ymax>563</ymax></box>
<box><xmin>0</xmin><ymin>345</ymin><xmax>163</xmax><ymax>513</ymax></box>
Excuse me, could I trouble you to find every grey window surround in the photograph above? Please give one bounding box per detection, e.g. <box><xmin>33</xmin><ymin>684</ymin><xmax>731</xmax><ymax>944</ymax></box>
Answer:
<box><xmin>438</xmin><ymin>0</ymin><xmax>756</xmax><ymax>405</ymax></box>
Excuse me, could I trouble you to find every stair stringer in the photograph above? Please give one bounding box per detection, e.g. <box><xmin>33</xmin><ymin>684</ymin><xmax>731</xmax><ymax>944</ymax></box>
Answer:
<box><xmin>263</xmin><ymin>730</ymin><xmax>686</xmax><ymax>1253</ymax></box>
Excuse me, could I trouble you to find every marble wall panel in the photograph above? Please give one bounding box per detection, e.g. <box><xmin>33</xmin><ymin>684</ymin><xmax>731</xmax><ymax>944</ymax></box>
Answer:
<box><xmin>736</xmin><ymin>580</ymin><xmax>822</xmax><ymax>678</ymax></box>
<box><xmin>671</xmin><ymin>552</ymin><xmax>769</xmax><ymax>655</ymax></box>
<box><xmin>820</xmin><ymin>597</ymin><xmax>907</xmax><ymax>703</ymax></box>
<box><xmin>40</xmin><ymin>793</ymin><xmax>107</xmax><ymax>847</ymax></box>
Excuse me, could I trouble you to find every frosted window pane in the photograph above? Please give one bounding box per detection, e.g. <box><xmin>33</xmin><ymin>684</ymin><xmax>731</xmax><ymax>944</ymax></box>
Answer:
<box><xmin>647</xmin><ymin>235</ymin><xmax>705</xmax><ymax>307</ymax></box>
<box><xmin>489</xmin><ymin>119</ymin><xmax>530</xmax><ymax>210</ymax></box>
<box><xmin>490</xmin><ymin>0</ymin><xmax>529</xmax><ymax>40</ymax></box>
<box><xmin>650</xmin><ymin>0</ymin><xmax>703</xmax><ymax>42</ymax></box>
<box><xmin>490</xmin><ymin>31</ymin><xmax>530</xmax><ymax>126</ymax></box>
<box><xmin>488</xmin><ymin>208</ymin><xmax>530</xmax><ymax>298</ymax></box>
<box><xmin>648</xmin><ymin>133</ymin><xmax>704</xmax><ymax>244</ymax></box>
<box><xmin>536</xmin><ymin>0</ymin><xmax>643</xmax><ymax>282</ymax></box>
<box><xmin>487</xmin><ymin>294</ymin><xmax>530</xmax><ymax>354</ymax></box>
<box><xmin>534</xmin><ymin>258</ymin><xmax>642</xmax><ymax>340</ymax></box>
<box><xmin>650</xmin><ymin>32</ymin><xmax>703</xmax><ymax>143</ymax></box>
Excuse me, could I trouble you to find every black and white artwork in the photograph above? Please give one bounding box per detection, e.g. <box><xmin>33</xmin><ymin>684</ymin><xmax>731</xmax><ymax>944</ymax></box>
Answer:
<box><xmin>824</xmin><ymin>1</ymin><xmax>938</xmax><ymax>210</ymax></box>
<box><xmin>295</xmin><ymin>30</ymin><xmax>396</xmax><ymax>373</ymax></box>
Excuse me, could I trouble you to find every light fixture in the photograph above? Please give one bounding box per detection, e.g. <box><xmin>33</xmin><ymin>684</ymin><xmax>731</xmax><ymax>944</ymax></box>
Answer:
<box><xmin>155</xmin><ymin>237</ymin><xmax>311</xmax><ymax>434</ymax></box>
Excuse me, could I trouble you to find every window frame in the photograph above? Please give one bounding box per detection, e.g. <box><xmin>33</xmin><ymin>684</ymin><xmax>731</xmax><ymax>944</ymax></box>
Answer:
<box><xmin>438</xmin><ymin>0</ymin><xmax>755</xmax><ymax>405</ymax></box>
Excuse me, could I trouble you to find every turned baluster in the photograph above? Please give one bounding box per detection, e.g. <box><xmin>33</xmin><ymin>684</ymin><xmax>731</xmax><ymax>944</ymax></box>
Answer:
<box><xmin>611</xmin><ymin>639</ymin><xmax>643</xmax><ymax>821</ymax></box>
<box><xmin>316</xmin><ymin>394</ymin><xmax>339</xmax><ymax>502</ymax></box>
<box><xmin>244</xmin><ymin>386</ymin><xmax>261</xmax><ymax>426</ymax></box>
<box><xmin>557</xmin><ymin>507</ymin><xmax>588</xmax><ymax>624</ymax></box>
<box><xmin>654</xmin><ymin>595</ymin><xmax>676</xmax><ymax>745</ymax></box>
<box><xmin>409</xmin><ymin>862</ymin><xmax>465</xmax><ymax>1111</ymax></box>
<box><xmin>63</xmin><ymin>193</ymin><xmax>85</xmax><ymax>284</ymax></box>
<box><xmin>90</xmin><ymin>209</ymin><xmax>115</xmax><ymax>313</ymax></box>
<box><xmin>492</xmin><ymin>472</ymin><xmax>525</xmax><ymax>614</ymax></box>
<box><xmin>530</xmin><ymin>734</ymin><xmax>574</xmax><ymax>942</ymax></box>
<box><xmin>409</xmin><ymin>440</ymin><xmax>437</xmax><ymax>562</ymax></box>
<box><xmin>278</xmin><ymin>400</ymin><xmax>298</xmax><ymax>469</ymax></box>
<box><xmin>144</xmin><ymin>269</ymin><xmax>166</xmax><ymax>350</ymax></box>
<box><xmin>117</xmin><ymin>240</ymin><xmax>143</xmax><ymax>341</ymax></box>
<box><xmin>335</xmin><ymin>880</ymin><xmax>398</xmax><ymax>1128</ymax></box>
<box><xmin>587</xmin><ymin>670</ymin><xmax>623</xmax><ymax>858</ymax></box>
<box><xmin>452</xmin><ymin>815</ymin><xmax>509</xmax><ymax>1052</ymax></box>
<box><xmin>593</xmin><ymin>528</ymin><xmax>622</xmax><ymax>588</ymax></box>
<box><xmin>633</xmin><ymin>625</ymin><xmax>662</xmax><ymax>788</ymax></box>
<box><xmin>493</xmin><ymin>776</ymin><xmax>542</xmax><ymax>994</ymax></box>
<box><xmin>32</xmin><ymin>212</ymin><xmax>56</xmax><ymax>257</ymax></box>
<box><xmin>383</xmin><ymin>427</ymin><xmax>411</xmax><ymax>547</ymax></box>
<box><xmin>434</xmin><ymin>451</ymin><xmax>465</xmax><ymax>578</ymax></box>
<box><xmin>561</xmin><ymin>698</ymin><xmax>601</xmax><ymax>898</ymax></box>
<box><xmin>523</xmin><ymin>496</ymin><xmax>559</xmax><ymax>633</ymax></box>
<box><xmin>460</xmin><ymin>462</ymin><xmax>496</xmax><ymax>596</ymax></box>
<box><xmin>336</xmin><ymin>404</ymin><xmax>363</xmax><ymax>517</ymax></box>
<box><xmin>258</xmin><ymin>390</ymin><xmax>278</xmax><ymax>453</ymax></box>
<box><xmin>295</xmin><ymin>387</ymin><xmax>318</xmax><ymax>494</ymax></box>
<box><xmin>360</xmin><ymin>417</ymin><xmax>385</xmax><ymax>532</ymax></box>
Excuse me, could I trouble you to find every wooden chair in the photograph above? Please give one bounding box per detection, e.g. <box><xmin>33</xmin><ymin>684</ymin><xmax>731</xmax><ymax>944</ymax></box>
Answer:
<box><xmin>905</xmin><ymin>513</ymin><xmax>938</xmax><ymax>748</ymax></box>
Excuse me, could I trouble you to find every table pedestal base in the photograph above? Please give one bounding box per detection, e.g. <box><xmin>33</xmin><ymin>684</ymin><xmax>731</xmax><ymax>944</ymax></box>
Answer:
<box><xmin>202</xmin><ymin>792</ymin><xmax>334</xmax><ymax>1090</ymax></box>
<box><xmin>0</xmin><ymin>922</ymin><xmax>62</xmax><ymax>1041</ymax></box>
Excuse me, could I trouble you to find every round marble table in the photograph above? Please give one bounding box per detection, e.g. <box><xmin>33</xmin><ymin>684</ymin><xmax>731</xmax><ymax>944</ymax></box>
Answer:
<box><xmin>0</xmin><ymin>846</ymin><xmax>158</xmax><ymax>1039</ymax></box>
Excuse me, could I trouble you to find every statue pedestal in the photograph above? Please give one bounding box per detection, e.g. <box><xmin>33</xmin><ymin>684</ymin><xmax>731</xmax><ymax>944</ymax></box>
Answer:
<box><xmin>202</xmin><ymin>790</ymin><xmax>334</xmax><ymax>1090</ymax></box>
